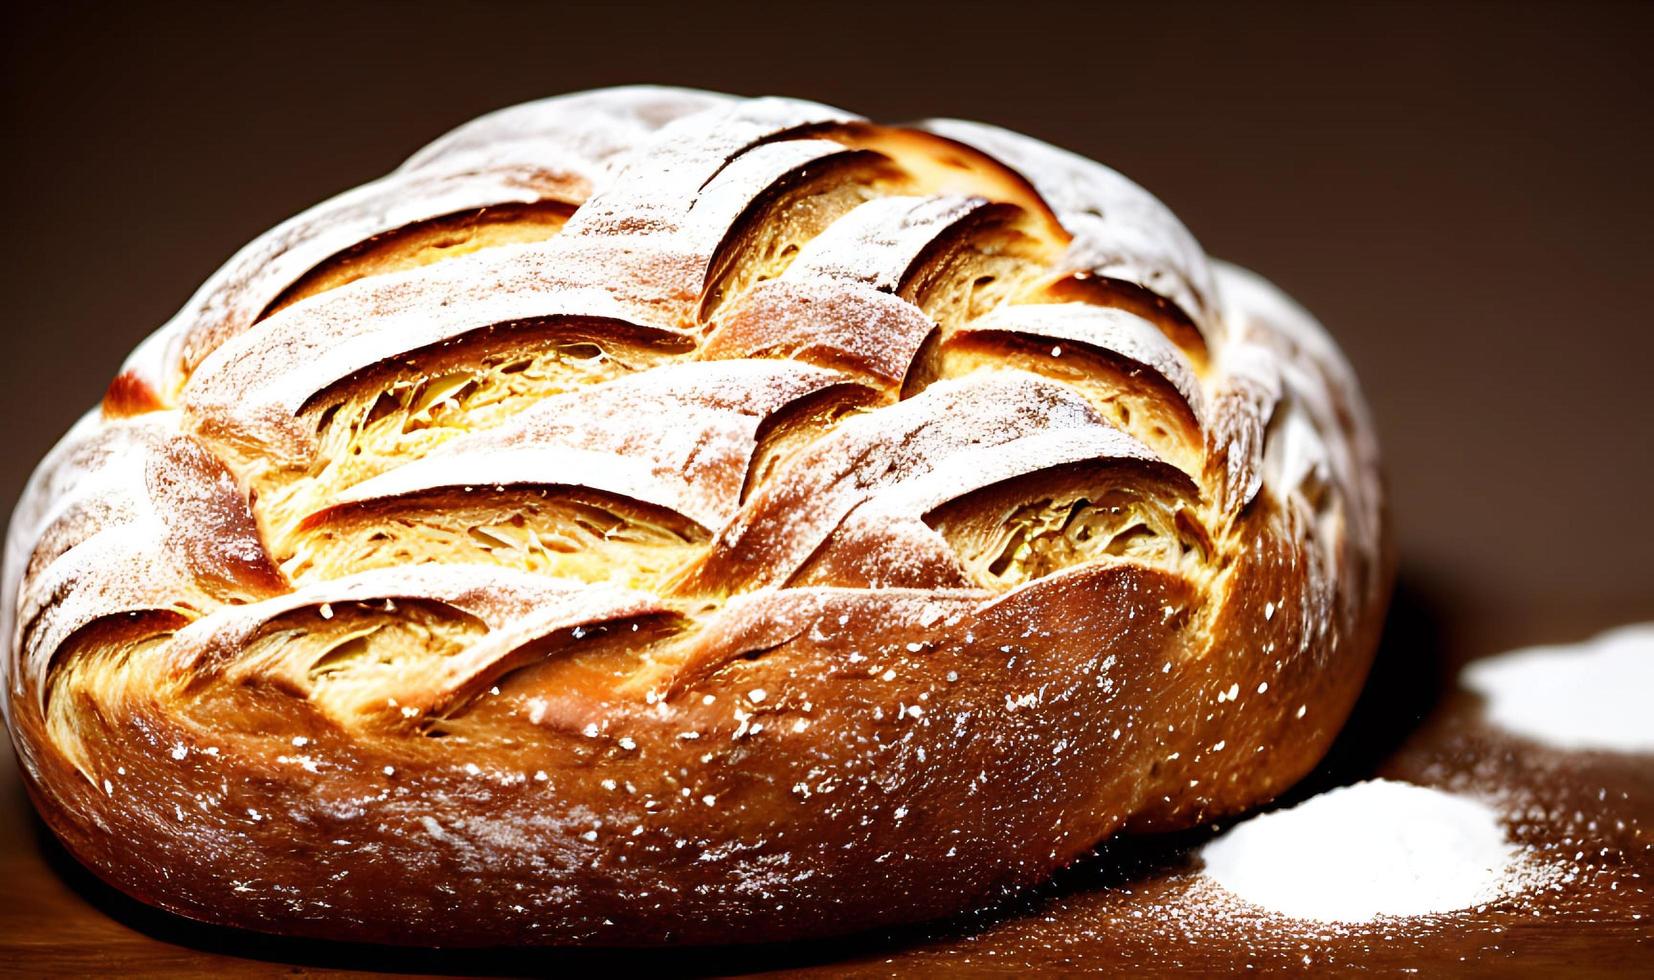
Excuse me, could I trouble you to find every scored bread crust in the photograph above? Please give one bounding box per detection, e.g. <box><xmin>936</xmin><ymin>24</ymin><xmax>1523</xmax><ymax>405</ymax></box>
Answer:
<box><xmin>2</xmin><ymin>86</ymin><xmax>1389</xmax><ymax>946</ymax></box>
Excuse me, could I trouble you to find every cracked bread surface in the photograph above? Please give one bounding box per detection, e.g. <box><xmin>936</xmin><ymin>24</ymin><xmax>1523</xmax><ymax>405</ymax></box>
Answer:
<box><xmin>3</xmin><ymin>86</ymin><xmax>1388</xmax><ymax>946</ymax></box>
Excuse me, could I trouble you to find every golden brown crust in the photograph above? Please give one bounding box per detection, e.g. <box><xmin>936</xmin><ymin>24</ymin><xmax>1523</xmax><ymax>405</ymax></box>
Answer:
<box><xmin>100</xmin><ymin>370</ymin><xmax>166</xmax><ymax>418</ymax></box>
<box><xmin>263</xmin><ymin>199</ymin><xmax>581</xmax><ymax>317</ymax></box>
<box><xmin>3</xmin><ymin>87</ymin><xmax>1388</xmax><ymax>946</ymax></box>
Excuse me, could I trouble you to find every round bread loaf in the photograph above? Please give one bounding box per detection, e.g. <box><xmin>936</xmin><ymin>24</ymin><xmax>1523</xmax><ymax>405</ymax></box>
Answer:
<box><xmin>2</xmin><ymin>87</ymin><xmax>1388</xmax><ymax>946</ymax></box>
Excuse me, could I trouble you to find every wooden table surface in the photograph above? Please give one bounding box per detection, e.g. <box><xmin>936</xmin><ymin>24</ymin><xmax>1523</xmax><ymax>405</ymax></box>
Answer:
<box><xmin>4</xmin><ymin>584</ymin><xmax>1648</xmax><ymax>977</ymax></box>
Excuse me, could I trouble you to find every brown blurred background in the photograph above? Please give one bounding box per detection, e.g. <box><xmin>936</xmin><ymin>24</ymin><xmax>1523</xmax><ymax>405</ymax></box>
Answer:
<box><xmin>2</xmin><ymin>0</ymin><xmax>1650</xmax><ymax>609</ymax></box>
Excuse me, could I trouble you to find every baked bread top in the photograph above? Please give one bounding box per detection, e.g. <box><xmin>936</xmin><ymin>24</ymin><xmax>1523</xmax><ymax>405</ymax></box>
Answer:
<box><xmin>2</xmin><ymin>87</ymin><xmax>1387</xmax><ymax>946</ymax></box>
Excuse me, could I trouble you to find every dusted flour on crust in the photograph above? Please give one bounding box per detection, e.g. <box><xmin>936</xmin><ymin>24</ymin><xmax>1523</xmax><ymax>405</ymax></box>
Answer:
<box><xmin>2</xmin><ymin>86</ymin><xmax>1389</xmax><ymax>946</ymax></box>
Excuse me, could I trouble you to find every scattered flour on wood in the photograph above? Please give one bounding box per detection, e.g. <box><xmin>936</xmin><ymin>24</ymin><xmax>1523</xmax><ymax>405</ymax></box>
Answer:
<box><xmin>1198</xmin><ymin>780</ymin><xmax>1539</xmax><ymax>923</ymax></box>
<box><xmin>1462</xmin><ymin>623</ymin><xmax>1654</xmax><ymax>754</ymax></box>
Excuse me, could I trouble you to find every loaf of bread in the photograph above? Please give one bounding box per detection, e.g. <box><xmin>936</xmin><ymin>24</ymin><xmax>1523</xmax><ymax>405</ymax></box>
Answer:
<box><xmin>2</xmin><ymin>87</ymin><xmax>1388</xmax><ymax>946</ymax></box>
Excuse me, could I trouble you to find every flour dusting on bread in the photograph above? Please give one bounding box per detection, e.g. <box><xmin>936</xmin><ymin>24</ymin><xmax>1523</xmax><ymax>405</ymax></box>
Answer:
<box><xmin>2</xmin><ymin>87</ymin><xmax>1387</xmax><ymax>946</ymax></box>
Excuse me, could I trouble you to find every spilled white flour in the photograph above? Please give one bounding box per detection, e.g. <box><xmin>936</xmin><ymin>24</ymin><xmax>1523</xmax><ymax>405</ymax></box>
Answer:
<box><xmin>1199</xmin><ymin>780</ymin><xmax>1526</xmax><ymax>923</ymax></box>
<box><xmin>1462</xmin><ymin>622</ymin><xmax>1654</xmax><ymax>753</ymax></box>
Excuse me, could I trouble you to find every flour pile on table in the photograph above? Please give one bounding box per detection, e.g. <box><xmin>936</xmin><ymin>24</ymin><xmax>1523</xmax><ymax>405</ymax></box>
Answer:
<box><xmin>1462</xmin><ymin>623</ymin><xmax>1654</xmax><ymax>753</ymax></box>
<box><xmin>1198</xmin><ymin>780</ymin><xmax>1535</xmax><ymax>923</ymax></box>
